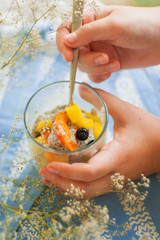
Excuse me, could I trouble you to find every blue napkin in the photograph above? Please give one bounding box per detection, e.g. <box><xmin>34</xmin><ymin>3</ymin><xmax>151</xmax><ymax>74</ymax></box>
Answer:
<box><xmin>0</xmin><ymin>47</ymin><xmax>160</xmax><ymax>240</ymax></box>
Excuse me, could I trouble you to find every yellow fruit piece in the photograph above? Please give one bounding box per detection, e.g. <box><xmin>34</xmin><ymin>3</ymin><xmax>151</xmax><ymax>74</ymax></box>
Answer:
<box><xmin>77</xmin><ymin>118</ymin><xmax>94</xmax><ymax>129</ymax></box>
<box><xmin>85</xmin><ymin>112</ymin><xmax>101</xmax><ymax>124</ymax></box>
<box><xmin>35</xmin><ymin>136</ymin><xmax>44</xmax><ymax>144</ymax></box>
<box><xmin>65</xmin><ymin>104</ymin><xmax>94</xmax><ymax>129</ymax></box>
<box><xmin>93</xmin><ymin>122</ymin><xmax>103</xmax><ymax>139</ymax></box>
<box><xmin>65</xmin><ymin>104</ymin><xmax>84</xmax><ymax>124</ymax></box>
<box><xmin>44</xmin><ymin>152</ymin><xmax>69</xmax><ymax>163</ymax></box>
<box><xmin>36</xmin><ymin>119</ymin><xmax>52</xmax><ymax>132</ymax></box>
<box><xmin>35</xmin><ymin>130</ymin><xmax>51</xmax><ymax>145</ymax></box>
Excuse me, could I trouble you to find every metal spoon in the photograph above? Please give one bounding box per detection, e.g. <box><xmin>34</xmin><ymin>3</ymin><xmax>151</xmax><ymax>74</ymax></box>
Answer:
<box><xmin>69</xmin><ymin>0</ymin><xmax>84</xmax><ymax>105</ymax></box>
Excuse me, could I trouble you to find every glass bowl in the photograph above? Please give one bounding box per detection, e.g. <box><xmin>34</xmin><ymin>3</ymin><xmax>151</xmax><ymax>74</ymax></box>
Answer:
<box><xmin>24</xmin><ymin>81</ymin><xmax>108</xmax><ymax>167</ymax></box>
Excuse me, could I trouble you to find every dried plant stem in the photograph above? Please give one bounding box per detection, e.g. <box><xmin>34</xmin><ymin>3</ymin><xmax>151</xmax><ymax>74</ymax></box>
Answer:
<box><xmin>4</xmin><ymin>207</ymin><xmax>9</xmax><ymax>239</ymax></box>
<box><xmin>26</xmin><ymin>218</ymin><xmax>41</xmax><ymax>236</ymax></box>
<box><xmin>0</xmin><ymin>1</ymin><xmax>13</xmax><ymax>24</ymax></box>
<box><xmin>0</xmin><ymin>199</ymin><xmax>63</xmax><ymax>216</ymax></box>
<box><xmin>0</xmin><ymin>130</ymin><xmax>15</xmax><ymax>154</ymax></box>
<box><xmin>0</xmin><ymin>174</ymin><xmax>41</xmax><ymax>204</ymax></box>
<box><xmin>8</xmin><ymin>43</ymin><xmax>53</xmax><ymax>65</ymax></box>
<box><xmin>0</xmin><ymin>5</ymin><xmax>55</xmax><ymax>70</ymax></box>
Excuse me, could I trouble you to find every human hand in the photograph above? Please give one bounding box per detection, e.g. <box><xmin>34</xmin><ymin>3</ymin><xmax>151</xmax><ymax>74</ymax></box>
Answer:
<box><xmin>57</xmin><ymin>6</ymin><xmax>160</xmax><ymax>82</ymax></box>
<box><xmin>39</xmin><ymin>87</ymin><xmax>160</xmax><ymax>198</ymax></box>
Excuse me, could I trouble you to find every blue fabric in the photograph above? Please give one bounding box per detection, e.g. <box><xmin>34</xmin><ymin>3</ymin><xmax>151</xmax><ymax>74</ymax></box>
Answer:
<box><xmin>0</xmin><ymin>47</ymin><xmax>160</xmax><ymax>240</ymax></box>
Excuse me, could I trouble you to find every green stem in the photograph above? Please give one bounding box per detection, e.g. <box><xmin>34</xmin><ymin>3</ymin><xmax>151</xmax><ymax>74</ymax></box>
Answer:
<box><xmin>0</xmin><ymin>5</ymin><xmax>55</xmax><ymax>70</ymax></box>
<box><xmin>0</xmin><ymin>1</ymin><xmax>13</xmax><ymax>24</ymax></box>
<box><xmin>6</xmin><ymin>43</ymin><xmax>53</xmax><ymax>66</ymax></box>
<box><xmin>0</xmin><ymin>174</ymin><xmax>40</xmax><ymax>204</ymax></box>
<box><xmin>0</xmin><ymin>201</ymin><xmax>60</xmax><ymax>215</ymax></box>
<box><xmin>4</xmin><ymin>207</ymin><xmax>9</xmax><ymax>239</ymax></box>
<box><xmin>6</xmin><ymin>136</ymin><xmax>29</xmax><ymax>146</ymax></box>
<box><xmin>0</xmin><ymin>128</ymin><xmax>15</xmax><ymax>154</ymax></box>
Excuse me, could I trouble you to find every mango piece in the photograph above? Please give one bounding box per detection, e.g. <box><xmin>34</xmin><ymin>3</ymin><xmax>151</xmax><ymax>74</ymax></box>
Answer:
<box><xmin>77</xmin><ymin>118</ymin><xmax>94</xmax><ymax>129</ymax></box>
<box><xmin>35</xmin><ymin>129</ymin><xmax>51</xmax><ymax>145</ymax></box>
<box><xmin>85</xmin><ymin>112</ymin><xmax>101</xmax><ymax>124</ymax></box>
<box><xmin>65</xmin><ymin>104</ymin><xmax>84</xmax><ymax>124</ymax></box>
<box><xmin>93</xmin><ymin>122</ymin><xmax>103</xmax><ymax>139</ymax></box>
<box><xmin>44</xmin><ymin>152</ymin><xmax>69</xmax><ymax>163</ymax></box>
<box><xmin>54</xmin><ymin>111</ymin><xmax>78</xmax><ymax>151</ymax></box>
<box><xmin>65</xmin><ymin>104</ymin><xmax>94</xmax><ymax>129</ymax></box>
<box><xmin>35</xmin><ymin>136</ymin><xmax>44</xmax><ymax>144</ymax></box>
<box><xmin>36</xmin><ymin>119</ymin><xmax>52</xmax><ymax>132</ymax></box>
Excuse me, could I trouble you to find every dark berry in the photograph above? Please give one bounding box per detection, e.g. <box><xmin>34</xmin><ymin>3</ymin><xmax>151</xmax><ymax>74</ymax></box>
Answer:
<box><xmin>35</xmin><ymin>133</ymin><xmax>41</xmax><ymax>138</ymax></box>
<box><xmin>76</xmin><ymin>128</ymin><xmax>89</xmax><ymax>141</ymax></box>
<box><xmin>87</xmin><ymin>140</ymin><xmax>94</xmax><ymax>145</ymax></box>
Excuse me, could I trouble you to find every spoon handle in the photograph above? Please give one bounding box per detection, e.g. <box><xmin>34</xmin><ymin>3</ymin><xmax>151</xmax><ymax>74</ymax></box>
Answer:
<box><xmin>69</xmin><ymin>0</ymin><xmax>84</xmax><ymax>104</ymax></box>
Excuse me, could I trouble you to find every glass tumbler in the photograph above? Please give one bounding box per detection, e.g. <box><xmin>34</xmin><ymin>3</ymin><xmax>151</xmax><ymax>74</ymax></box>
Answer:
<box><xmin>24</xmin><ymin>81</ymin><xmax>108</xmax><ymax>167</ymax></box>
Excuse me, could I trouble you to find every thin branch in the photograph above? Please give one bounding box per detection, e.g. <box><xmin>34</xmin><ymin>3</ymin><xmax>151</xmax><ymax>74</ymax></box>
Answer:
<box><xmin>0</xmin><ymin>200</ymin><xmax>61</xmax><ymax>215</ymax></box>
<box><xmin>0</xmin><ymin>5</ymin><xmax>55</xmax><ymax>70</ymax></box>
<box><xmin>26</xmin><ymin>218</ymin><xmax>41</xmax><ymax>236</ymax></box>
<box><xmin>0</xmin><ymin>1</ymin><xmax>14</xmax><ymax>24</ymax></box>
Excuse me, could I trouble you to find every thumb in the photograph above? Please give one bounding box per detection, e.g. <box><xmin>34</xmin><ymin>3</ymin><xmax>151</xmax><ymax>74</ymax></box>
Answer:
<box><xmin>94</xmin><ymin>88</ymin><xmax>130</xmax><ymax>123</ymax></box>
<box><xmin>64</xmin><ymin>16</ymin><xmax>114</xmax><ymax>48</ymax></box>
<box><xmin>79</xmin><ymin>83</ymin><xmax>130</xmax><ymax>123</ymax></box>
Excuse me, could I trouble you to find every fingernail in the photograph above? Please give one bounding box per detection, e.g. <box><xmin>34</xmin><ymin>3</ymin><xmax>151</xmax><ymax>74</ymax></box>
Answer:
<box><xmin>64</xmin><ymin>32</ymin><xmax>77</xmax><ymax>43</ymax></box>
<box><xmin>40</xmin><ymin>170</ymin><xmax>50</xmax><ymax>180</ymax></box>
<box><xmin>47</xmin><ymin>167</ymin><xmax>58</xmax><ymax>174</ymax></box>
<box><xmin>95</xmin><ymin>56</ymin><xmax>107</xmax><ymax>65</ymax></box>
<box><xmin>43</xmin><ymin>178</ymin><xmax>51</xmax><ymax>186</ymax></box>
<box><xmin>106</xmin><ymin>62</ymin><xmax>120</xmax><ymax>72</ymax></box>
<box><xmin>62</xmin><ymin>51</ymin><xmax>73</xmax><ymax>62</ymax></box>
<box><xmin>62</xmin><ymin>53</ymin><xmax>67</xmax><ymax>61</ymax></box>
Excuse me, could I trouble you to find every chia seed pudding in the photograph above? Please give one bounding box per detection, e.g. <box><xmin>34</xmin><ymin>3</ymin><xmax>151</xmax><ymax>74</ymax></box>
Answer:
<box><xmin>32</xmin><ymin>104</ymin><xmax>103</xmax><ymax>153</ymax></box>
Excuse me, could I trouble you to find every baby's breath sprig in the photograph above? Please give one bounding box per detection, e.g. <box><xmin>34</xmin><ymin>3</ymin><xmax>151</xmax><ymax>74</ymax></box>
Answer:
<box><xmin>110</xmin><ymin>172</ymin><xmax>150</xmax><ymax>203</ymax></box>
<box><xmin>0</xmin><ymin>114</ymin><xmax>26</xmax><ymax>154</ymax></box>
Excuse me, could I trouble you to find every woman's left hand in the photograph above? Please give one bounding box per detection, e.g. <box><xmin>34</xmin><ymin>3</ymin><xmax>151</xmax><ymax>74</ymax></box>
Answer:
<box><xmin>39</xmin><ymin>88</ymin><xmax>160</xmax><ymax>198</ymax></box>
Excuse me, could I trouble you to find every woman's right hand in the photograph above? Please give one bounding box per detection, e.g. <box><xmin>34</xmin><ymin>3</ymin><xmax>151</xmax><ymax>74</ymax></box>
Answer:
<box><xmin>57</xmin><ymin>6</ymin><xmax>160</xmax><ymax>82</ymax></box>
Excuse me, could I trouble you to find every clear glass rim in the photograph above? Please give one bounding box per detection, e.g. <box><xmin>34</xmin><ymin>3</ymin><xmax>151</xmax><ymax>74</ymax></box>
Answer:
<box><xmin>24</xmin><ymin>81</ymin><xmax>108</xmax><ymax>155</ymax></box>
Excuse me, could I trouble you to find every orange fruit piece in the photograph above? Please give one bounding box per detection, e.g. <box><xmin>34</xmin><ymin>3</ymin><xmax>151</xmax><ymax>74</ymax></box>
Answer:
<box><xmin>44</xmin><ymin>152</ymin><xmax>69</xmax><ymax>163</ymax></box>
<box><xmin>54</xmin><ymin>111</ymin><xmax>78</xmax><ymax>151</ymax></box>
<box><xmin>35</xmin><ymin>128</ymin><xmax>51</xmax><ymax>145</ymax></box>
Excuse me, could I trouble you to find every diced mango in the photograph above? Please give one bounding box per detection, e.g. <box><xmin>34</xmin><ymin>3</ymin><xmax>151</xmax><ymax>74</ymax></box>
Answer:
<box><xmin>54</xmin><ymin>112</ymin><xmax>78</xmax><ymax>151</ymax></box>
<box><xmin>35</xmin><ymin>130</ymin><xmax>51</xmax><ymax>145</ymax></box>
<box><xmin>35</xmin><ymin>136</ymin><xmax>44</xmax><ymax>144</ymax></box>
<box><xmin>65</xmin><ymin>104</ymin><xmax>94</xmax><ymax>129</ymax></box>
<box><xmin>44</xmin><ymin>152</ymin><xmax>69</xmax><ymax>163</ymax></box>
<box><xmin>36</xmin><ymin>119</ymin><xmax>52</xmax><ymax>132</ymax></box>
<box><xmin>93</xmin><ymin>122</ymin><xmax>103</xmax><ymax>139</ymax></box>
<box><xmin>85</xmin><ymin>112</ymin><xmax>101</xmax><ymax>124</ymax></box>
<box><xmin>77</xmin><ymin>118</ymin><xmax>94</xmax><ymax>129</ymax></box>
<box><xmin>65</xmin><ymin>104</ymin><xmax>84</xmax><ymax>124</ymax></box>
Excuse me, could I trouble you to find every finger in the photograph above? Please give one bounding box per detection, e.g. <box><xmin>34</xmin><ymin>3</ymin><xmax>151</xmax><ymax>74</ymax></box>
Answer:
<box><xmin>46</xmin><ymin>141</ymin><xmax>121</xmax><ymax>182</ymax></box>
<box><xmin>94</xmin><ymin>88</ymin><xmax>132</xmax><ymax>122</ymax></box>
<box><xmin>78</xmin><ymin>47</ymin><xmax>109</xmax><ymax>66</ymax></box>
<box><xmin>42</xmin><ymin>177</ymin><xmax>51</xmax><ymax>187</ymax></box>
<box><xmin>58</xmin><ymin>6</ymin><xmax>112</xmax><ymax>37</ymax></box>
<box><xmin>64</xmin><ymin>16</ymin><xmax>116</xmax><ymax>48</ymax></box>
<box><xmin>79</xmin><ymin>84</ymin><xmax>131</xmax><ymax>123</ymax></box>
<box><xmin>78</xmin><ymin>59</ymin><xmax>120</xmax><ymax>75</ymax></box>
<box><xmin>56</xmin><ymin>7</ymin><xmax>114</xmax><ymax>60</ymax></box>
<box><xmin>88</xmin><ymin>73</ymin><xmax>112</xmax><ymax>83</ymax></box>
<box><xmin>56</xmin><ymin>27</ymin><xmax>74</xmax><ymax>61</ymax></box>
<box><xmin>56</xmin><ymin>8</ymin><xmax>98</xmax><ymax>61</ymax></box>
<box><xmin>40</xmin><ymin>166</ymin><xmax>113</xmax><ymax>198</ymax></box>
